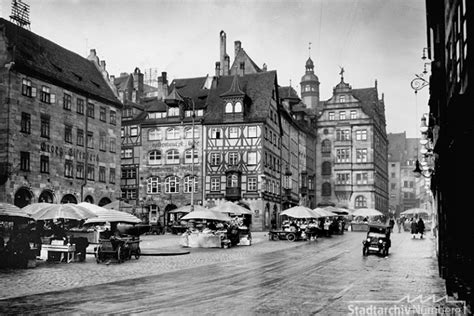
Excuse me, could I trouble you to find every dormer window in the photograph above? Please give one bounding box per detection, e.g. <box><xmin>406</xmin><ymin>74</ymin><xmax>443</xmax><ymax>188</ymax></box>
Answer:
<box><xmin>339</xmin><ymin>95</ymin><xmax>346</xmax><ymax>102</ymax></box>
<box><xmin>234</xmin><ymin>101</ymin><xmax>242</xmax><ymax>112</ymax></box>
<box><xmin>225</xmin><ymin>102</ymin><xmax>233</xmax><ymax>113</ymax></box>
<box><xmin>168</xmin><ymin>107</ymin><xmax>179</xmax><ymax>117</ymax></box>
<box><xmin>225</xmin><ymin>101</ymin><xmax>243</xmax><ymax>113</ymax></box>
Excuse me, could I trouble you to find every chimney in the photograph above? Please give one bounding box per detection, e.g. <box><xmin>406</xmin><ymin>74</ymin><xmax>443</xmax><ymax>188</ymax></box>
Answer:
<box><xmin>100</xmin><ymin>60</ymin><xmax>106</xmax><ymax>71</ymax></box>
<box><xmin>215</xmin><ymin>62</ymin><xmax>221</xmax><ymax>77</ymax></box>
<box><xmin>262</xmin><ymin>63</ymin><xmax>267</xmax><ymax>72</ymax></box>
<box><xmin>375</xmin><ymin>79</ymin><xmax>378</xmax><ymax>88</ymax></box>
<box><xmin>234</xmin><ymin>40</ymin><xmax>241</xmax><ymax>56</ymax></box>
<box><xmin>87</xmin><ymin>49</ymin><xmax>99</xmax><ymax>64</ymax></box>
<box><xmin>224</xmin><ymin>56</ymin><xmax>230</xmax><ymax>76</ymax></box>
<box><xmin>219</xmin><ymin>31</ymin><xmax>227</xmax><ymax>76</ymax></box>
<box><xmin>157</xmin><ymin>71</ymin><xmax>169</xmax><ymax>100</ymax></box>
<box><xmin>132</xmin><ymin>67</ymin><xmax>144</xmax><ymax>101</ymax></box>
<box><xmin>110</xmin><ymin>75</ymin><xmax>115</xmax><ymax>84</ymax></box>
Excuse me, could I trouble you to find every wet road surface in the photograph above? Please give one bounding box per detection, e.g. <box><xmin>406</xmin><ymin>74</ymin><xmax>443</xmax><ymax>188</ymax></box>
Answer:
<box><xmin>0</xmin><ymin>231</ymin><xmax>450</xmax><ymax>315</ymax></box>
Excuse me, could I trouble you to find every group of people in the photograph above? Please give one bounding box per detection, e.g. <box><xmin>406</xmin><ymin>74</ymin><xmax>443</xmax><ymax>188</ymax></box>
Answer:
<box><xmin>409</xmin><ymin>217</ymin><xmax>426</xmax><ymax>238</ymax></box>
<box><xmin>281</xmin><ymin>217</ymin><xmax>346</xmax><ymax>240</ymax></box>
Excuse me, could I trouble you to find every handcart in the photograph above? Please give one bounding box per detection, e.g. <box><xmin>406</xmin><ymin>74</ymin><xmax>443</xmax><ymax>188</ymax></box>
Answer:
<box><xmin>268</xmin><ymin>229</ymin><xmax>304</xmax><ymax>242</ymax></box>
<box><xmin>95</xmin><ymin>236</ymin><xmax>141</xmax><ymax>263</ymax></box>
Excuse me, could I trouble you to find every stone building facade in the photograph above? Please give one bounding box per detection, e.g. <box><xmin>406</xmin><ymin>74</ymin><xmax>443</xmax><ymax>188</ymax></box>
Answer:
<box><xmin>0</xmin><ymin>18</ymin><xmax>122</xmax><ymax>207</ymax></box>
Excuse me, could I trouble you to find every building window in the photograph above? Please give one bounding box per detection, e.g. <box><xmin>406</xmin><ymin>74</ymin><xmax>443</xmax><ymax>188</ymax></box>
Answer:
<box><xmin>336</xmin><ymin>129</ymin><xmax>350</xmax><ymax>141</ymax></box>
<box><xmin>21</xmin><ymin>79</ymin><xmax>32</xmax><ymax>97</ymax></box>
<box><xmin>40</xmin><ymin>155</ymin><xmax>49</xmax><ymax>174</ymax></box>
<box><xmin>77</xmin><ymin>129</ymin><xmax>84</xmax><ymax>147</ymax></box>
<box><xmin>20</xmin><ymin>152</ymin><xmax>30</xmax><ymax>171</ymax></box>
<box><xmin>147</xmin><ymin>177</ymin><xmax>161</xmax><ymax>194</ymax></box>
<box><xmin>210</xmin><ymin>152</ymin><xmax>221</xmax><ymax>165</ymax></box>
<box><xmin>184</xmin><ymin>176</ymin><xmax>197</xmax><ymax>193</ymax></box>
<box><xmin>99</xmin><ymin>107</ymin><xmax>106</xmax><ymax>122</ymax></box>
<box><xmin>65</xmin><ymin>125</ymin><xmax>73</xmax><ymax>143</ymax></box>
<box><xmin>166</xmin><ymin>127</ymin><xmax>180</xmax><ymax>140</ymax></box>
<box><xmin>130</xmin><ymin>126</ymin><xmax>138</xmax><ymax>137</ymax></box>
<box><xmin>99</xmin><ymin>134</ymin><xmax>107</xmax><ymax>151</ymax></box>
<box><xmin>165</xmin><ymin>176</ymin><xmax>180</xmax><ymax>193</ymax></box>
<box><xmin>339</xmin><ymin>111</ymin><xmax>346</xmax><ymax>120</ymax></box>
<box><xmin>121</xmin><ymin>168</ymin><xmax>136</xmax><ymax>179</ymax></box>
<box><xmin>210</xmin><ymin>178</ymin><xmax>220</xmax><ymax>191</ymax></box>
<box><xmin>355</xmin><ymin>130</ymin><xmax>367</xmax><ymax>141</ymax></box>
<box><xmin>40</xmin><ymin>116</ymin><xmax>50</xmax><ymax>138</ymax></box>
<box><xmin>210</xmin><ymin>128</ymin><xmax>222</xmax><ymax>139</ymax></box>
<box><xmin>76</xmin><ymin>162</ymin><xmax>84</xmax><ymax>179</ymax></box>
<box><xmin>336</xmin><ymin>173</ymin><xmax>350</xmax><ymax>184</ymax></box>
<box><xmin>87</xmin><ymin>132</ymin><xmax>93</xmax><ymax>149</ymax></box>
<box><xmin>391</xmin><ymin>183</ymin><xmax>396</xmax><ymax>190</ymax></box>
<box><xmin>322</xmin><ymin>182</ymin><xmax>331</xmax><ymax>196</ymax></box>
<box><xmin>336</xmin><ymin>148</ymin><xmax>350</xmax><ymax>163</ymax></box>
<box><xmin>247</xmin><ymin>152</ymin><xmax>257</xmax><ymax>165</ymax></box>
<box><xmin>350</xmin><ymin>110</ymin><xmax>357</xmax><ymax>119</ymax></box>
<box><xmin>65</xmin><ymin>160</ymin><xmax>73</xmax><ymax>178</ymax></box>
<box><xmin>168</xmin><ymin>107</ymin><xmax>179</xmax><ymax>117</ymax></box>
<box><xmin>148</xmin><ymin>150</ymin><xmax>162</xmax><ymax>165</ymax></box>
<box><xmin>247</xmin><ymin>177</ymin><xmax>257</xmax><ymax>191</ymax></box>
<box><xmin>328</xmin><ymin>112</ymin><xmax>335</xmax><ymax>120</ymax></box>
<box><xmin>121</xmin><ymin>148</ymin><xmax>133</xmax><ymax>159</ymax></box>
<box><xmin>87</xmin><ymin>164</ymin><xmax>95</xmax><ymax>181</ymax></box>
<box><xmin>148</xmin><ymin>129</ymin><xmax>161</xmax><ymax>140</ymax></box>
<box><xmin>87</xmin><ymin>103</ymin><xmax>95</xmax><ymax>118</ymax></box>
<box><xmin>321</xmin><ymin>139</ymin><xmax>331</xmax><ymax>153</ymax></box>
<box><xmin>121</xmin><ymin>189</ymin><xmax>137</xmax><ymax>200</ymax></box>
<box><xmin>40</xmin><ymin>86</ymin><xmax>51</xmax><ymax>103</ymax></box>
<box><xmin>339</xmin><ymin>95</ymin><xmax>346</xmax><ymax>103</ymax></box>
<box><xmin>77</xmin><ymin>99</ymin><xmax>84</xmax><ymax>114</ymax></box>
<box><xmin>166</xmin><ymin>149</ymin><xmax>180</xmax><ymax>164</ymax></box>
<box><xmin>20</xmin><ymin>112</ymin><xmax>31</xmax><ymax>134</ymax></box>
<box><xmin>184</xmin><ymin>127</ymin><xmax>198</xmax><ymax>139</ymax></box>
<box><xmin>356</xmin><ymin>148</ymin><xmax>368</xmax><ymax>163</ymax></box>
<box><xmin>109</xmin><ymin>168</ymin><xmax>115</xmax><ymax>184</ymax></box>
<box><xmin>123</xmin><ymin>107</ymin><xmax>132</xmax><ymax>117</ymax></box>
<box><xmin>356</xmin><ymin>173</ymin><xmax>368</xmax><ymax>184</ymax></box>
<box><xmin>226</xmin><ymin>174</ymin><xmax>239</xmax><ymax>188</ymax></box>
<box><xmin>229</xmin><ymin>127</ymin><xmax>239</xmax><ymax>138</ymax></box>
<box><xmin>184</xmin><ymin>149</ymin><xmax>198</xmax><ymax>164</ymax></box>
<box><xmin>355</xmin><ymin>195</ymin><xmax>367</xmax><ymax>208</ymax></box>
<box><xmin>63</xmin><ymin>93</ymin><xmax>72</xmax><ymax>110</ymax></box>
<box><xmin>248</xmin><ymin>126</ymin><xmax>257</xmax><ymax>138</ymax></box>
<box><xmin>321</xmin><ymin>161</ymin><xmax>331</xmax><ymax>175</ymax></box>
<box><xmin>109</xmin><ymin>138</ymin><xmax>116</xmax><ymax>153</ymax></box>
<box><xmin>110</xmin><ymin>110</ymin><xmax>116</xmax><ymax>125</ymax></box>
<box><xmin>228</xmin><ymin>152</ymin><xmax>239</xmax><ymax>165</ymax></box>
<box><xmin>99</xmin><ymin>166</ymin><xmax>106</xmax><ymax>182</ymax></box>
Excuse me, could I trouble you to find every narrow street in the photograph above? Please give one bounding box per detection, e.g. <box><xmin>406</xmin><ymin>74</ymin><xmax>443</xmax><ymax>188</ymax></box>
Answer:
<box><xmin>0</xmin><ymin>230</ymin><xmax>455</xmax><ymax>315</ymax></box>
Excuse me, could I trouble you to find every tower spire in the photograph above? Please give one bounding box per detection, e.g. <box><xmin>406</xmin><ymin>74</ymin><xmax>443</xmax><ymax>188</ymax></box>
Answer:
<box><xmin>308</xmin><ymin>42</ymin><xmax>312</xmax><ymax>58</ymax></box>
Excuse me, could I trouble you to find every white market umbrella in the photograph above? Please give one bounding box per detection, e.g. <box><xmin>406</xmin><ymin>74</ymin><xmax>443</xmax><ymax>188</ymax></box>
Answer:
<box><xmin>351</xmin><ymin>208</ymin><xmax>384</xmax><ymax>218</ymax></box>
<box><xmin>168</xmin><ymin>205</ymin><xmax>207</xmax><ymax>214</ymax></box>
<box><xmin>103</xmin><ymin>200</ymin><xmax>134</xmax><ymax>213</ymax></box>
<box><xmin>313</xmin><ymin>207</ymin><xmax>338</xmax><ymax>217</ymax></box>
<box><xmin>210</xmin><ymin>201</ymin><xmax>253</xmax><ymax>216</ymax></box>
<box><xmin>181</xmin><ymin>210</ymin><xmax>232</xmax><ymax>222</ymax></box>
<box><xmin>23</xmin><ymin>203</ymin><xmax>97</xmax><ymax>221</ymax></box>
<box><xmin>280</xmin><ymin>206</ymin><xmax>319</xmax><ymax>219</ymax></box>
<box><xmin>323</xmin><ymin>206</ymin><xmax>349</xmax><ymax>215</ymax></box>
<box><xmin>79</xmin><ymin>202</ymin><xmax>141</xmax><ymax>224</ymax></box>
<box><xmin>400</xmin><ymin>208</ymin><xmax>430</xmax><ymax>216</ymax></box>
<box><xmin>1</xmin><ymin>202</ymin><xmax>33</xmax><ymax>221</ymax></box>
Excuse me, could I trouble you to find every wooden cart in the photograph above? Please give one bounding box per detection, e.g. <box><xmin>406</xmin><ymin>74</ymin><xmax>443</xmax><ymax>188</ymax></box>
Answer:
<box><xmin>95</xmin><ymin>236</ymin><xmax>141</xmax><ymax>263</ymax></box>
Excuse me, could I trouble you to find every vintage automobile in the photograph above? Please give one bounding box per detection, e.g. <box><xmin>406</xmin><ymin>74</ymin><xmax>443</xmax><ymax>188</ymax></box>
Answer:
<box><xmin>362</xmin><ymin>224</ymin><xmax>391</xmax><ymax>256</ymax></box>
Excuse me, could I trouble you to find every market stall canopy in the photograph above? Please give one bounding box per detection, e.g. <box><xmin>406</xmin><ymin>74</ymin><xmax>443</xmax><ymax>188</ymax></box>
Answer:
<box><xmin>169</xmin><ymin>205</ymin><xmax>207</xmax><ymax>214</ymax></box>
<box><xmin>23</xmin><ymin>203</ymin><xmax>97</xmax><ymax>221</ymax></box>
<box><xmin>323</xmin><ymin>206</ymin><xmax>349</xmax><ymax>215</ymax></box>
<box><xmin>0</xmin><ymin>202</ymin><xmax>33</xmax><ymax>221</ymax></box>
<box><xmin>280</xmin><ymin>206</ymin><xmax>320</xmax><ymax>219</ymax></box>
<box><xmin>400</xmin><ymin>208</ymin><xmax>430</xmax><ymax>216</ymax></box>
<box><xmin>351</xmin><ymin>208</ymin><xmax>384</xmax><ymax>218</ymax></box>
<box><xmin>79</xmin><ymin>202</ymin><xmax>141</xmax><ymax>224</ymax></box>
<box><xmin>210</xmin><ymin>201</ymin><xmax>252</xmax><ymax>216</ymax></box>
<box><xmin>313</xmin><ymin>207</ymin><xmax>338</xmax><ymax>217</ymax></box>
<box><xmin>181</xmin><ymin>210</ymin><xmax>232</xmax><ymax>222</ymax></box>
<box><xmin>102</xmin><ymin>200</ymin><xmax>134</xmax><ymax>213</ymax></box>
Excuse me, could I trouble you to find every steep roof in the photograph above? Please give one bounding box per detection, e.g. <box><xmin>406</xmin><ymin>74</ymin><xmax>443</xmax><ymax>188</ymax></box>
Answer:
<box><xmin>169</xmin><ymin>76</ymin><xmax>210</xmax><ymax>110</ymax></box>
<box><xmin>352</xmin><ymin>87</ymin><xmax>386</xmax><ymax>126</ymax></box>
<box><xmin>230</xmin><ymin>48</ymin><xmax>262</xmax><ymax>74</ymax></box>
<box><xmin>0</xmin><ymin>18</ymin><xmax>121</xmax><ymax>107</ymax></box>
<box><xmin>204</xmin><ymin>71</ymin><xmax>277</xmax><ymax>123</ymax></box>
<box><xmin>113</xmin><ymin>75</ymin><xmax>131</xmax><ymax>91</ymax></box>
<box><xmin>143</xmin><ymin>98</ymin><xmax>167</xmax><ymax>112</ymax></box>
<box><xmin>278</xmin><ymin>86</ymin><xmax>300</xmax><ymax>100</ymax></box>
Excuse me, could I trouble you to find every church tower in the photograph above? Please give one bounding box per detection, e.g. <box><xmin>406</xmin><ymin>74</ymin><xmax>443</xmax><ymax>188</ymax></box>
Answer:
<box><xmin>300</xmin><ymin>57</ymin><xmax>320</xmax><ymax>112</ymax></box>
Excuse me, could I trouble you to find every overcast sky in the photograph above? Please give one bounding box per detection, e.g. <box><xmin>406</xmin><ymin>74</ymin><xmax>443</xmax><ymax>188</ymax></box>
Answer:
<box><xmin>1</xmin><ymin>0</ymin><xmax>430</xmax><ymax>137</ymax></box>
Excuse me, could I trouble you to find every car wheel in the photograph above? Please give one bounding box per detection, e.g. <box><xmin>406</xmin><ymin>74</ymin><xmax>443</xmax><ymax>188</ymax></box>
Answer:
<box><xmin>135</xmin><ymin>247</ymin><xmax>141</xmax><ymax>260</ymax></box>
<box><xmin>287</xmin><ymin>233</ymin><xmax>296</xmax><ymax>242</ymax></box>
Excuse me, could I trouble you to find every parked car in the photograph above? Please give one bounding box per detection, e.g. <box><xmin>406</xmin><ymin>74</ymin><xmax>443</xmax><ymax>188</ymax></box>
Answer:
<box><xmin>362</xmin><ymin>224</ymin><xmax>391</xmax><ymax>256</ymax></box>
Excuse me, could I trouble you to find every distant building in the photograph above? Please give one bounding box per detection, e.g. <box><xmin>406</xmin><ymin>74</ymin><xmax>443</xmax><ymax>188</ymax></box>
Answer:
<box><xmin>314</xmin><ymin>74</ymin><xmax>389</xmax><ymax>212</ymax></box>
<box><xmin>0</xmin><ymin>18</ymin><xmax>122</xmax><ymax>207</ymax></box>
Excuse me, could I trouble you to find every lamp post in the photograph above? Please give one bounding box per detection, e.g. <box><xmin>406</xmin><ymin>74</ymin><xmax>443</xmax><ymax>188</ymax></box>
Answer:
<box><xmin>189</xmin><ymin>97</ymin><xmax>196</xmax><ymax>212</ymax></box>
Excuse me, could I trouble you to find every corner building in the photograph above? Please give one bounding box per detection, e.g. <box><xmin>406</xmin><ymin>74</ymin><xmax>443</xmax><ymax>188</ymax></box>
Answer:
<box><xmin>0</xmin><ymin>19</ymin><xmax>122</xmax><ymax>207</ymax></box>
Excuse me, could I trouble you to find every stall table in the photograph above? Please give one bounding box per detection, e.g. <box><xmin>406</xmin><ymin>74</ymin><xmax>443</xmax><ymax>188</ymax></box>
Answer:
<box><xmin>42</xmin><ymin>243</ymin><xmax>76</xmax><ymax>263</ymax></box>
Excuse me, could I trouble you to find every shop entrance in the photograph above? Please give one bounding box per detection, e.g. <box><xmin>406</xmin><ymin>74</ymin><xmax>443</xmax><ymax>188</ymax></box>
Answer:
<box><xmin>14</xmin><ymin>187</ymin><xmax>33</xmax><ymax>208</ymax></box>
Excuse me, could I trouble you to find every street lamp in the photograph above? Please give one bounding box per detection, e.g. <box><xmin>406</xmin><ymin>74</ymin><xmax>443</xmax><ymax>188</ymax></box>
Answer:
<box><xmin>184</xmin><ymin>96</ymin><xmax>196</xmax><ymax>213</ymax></box>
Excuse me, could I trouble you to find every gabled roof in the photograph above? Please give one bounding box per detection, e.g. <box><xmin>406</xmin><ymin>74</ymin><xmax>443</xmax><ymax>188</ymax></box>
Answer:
<box><xmin>143</xmin><ymin>97</ymin><xmax>168</xmax><ymax>112</ymax></box>
<box><xmin>204</xmin><ymin>71</ymin><xmax>277</xmax><ymax>123</ymax></box>
<box><xmin>352</xmin><ymin>87</ymin><xmax>384</xmax><ymax>122</ymax></box>
<box><xmin>220</xmin><ymin>74</ymin><xmax>245</xmax><ymax>98</ymax></box>
<box><xmin>230</xmin><ymin>48</ymin><xmax>262</xmax><ymax>74</ymax></box>
<box><xmin>113</xmin><ymin>75</ymin><xmax>131</xmax><ymax>91</ymax></box>
<box><xmin>168</xmin><ymin>76</ymin><xmax>210</xmax><ymax>110</ymax></box>
<box><xmin>279</xmin><ymin>86</ymin><xmax>300</xmax><ymax>100</ymax></box>
<box><xmin>1</xmin><ymin>18</ymin><xmax>121</xmax><ymax>107</ymax></box>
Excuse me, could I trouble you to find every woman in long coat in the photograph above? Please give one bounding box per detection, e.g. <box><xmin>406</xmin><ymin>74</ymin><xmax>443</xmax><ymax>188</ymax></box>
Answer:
<box><xmin>410</xmin><ymin>218</ymin><xmax>418</xmax><ymax>238</ymax></box>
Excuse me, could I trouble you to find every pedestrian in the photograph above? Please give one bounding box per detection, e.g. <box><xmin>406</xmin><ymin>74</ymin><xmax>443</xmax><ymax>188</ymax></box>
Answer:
<box><xmin>417</xmin><ymin>217</ymin><xmax>425</xmax><ymax>239</ymax></box>
<box><xmin>396</xmin><ymin>217</ymin><xmax>402</xmax><ymax>233</ymax></box>
<box><xmin>388</xmin><ymin>217</ymin><xmax>395</xmax><ymax>232</ymax></box>
<box><xmin>410</xmin><ymin>218</ymin><xmax>418</xmax><ymax>238</ymax></box>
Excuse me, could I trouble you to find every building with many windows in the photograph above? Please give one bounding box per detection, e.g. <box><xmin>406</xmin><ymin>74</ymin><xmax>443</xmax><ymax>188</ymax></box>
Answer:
<box><xmin>314</xmin><ymin>73</ymin><xmax>389</xmax><ymax>211</ymax></box>
<box><xmin>0</xmin><ymin>18</ymin><xmax>122</xmax><ymax>207</ymax></box>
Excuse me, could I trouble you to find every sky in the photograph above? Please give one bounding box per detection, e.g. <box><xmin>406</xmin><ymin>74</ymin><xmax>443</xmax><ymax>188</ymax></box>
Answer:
<box><xmin>0</xmin><ymin>0</ymin><xmax>430</xmax><ymax>137</ymax></box>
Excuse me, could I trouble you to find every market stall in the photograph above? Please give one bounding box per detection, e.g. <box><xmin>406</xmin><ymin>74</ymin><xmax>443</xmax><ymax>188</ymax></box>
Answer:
<box><xmin>179</xmin><ymin>209</ymin><xmax>232</xmax><ymax>248</ymax></box>
<box><xmin>210</xmin><ymin>201</ymin><xmax>253</xmax><ymax>246</ymax></box>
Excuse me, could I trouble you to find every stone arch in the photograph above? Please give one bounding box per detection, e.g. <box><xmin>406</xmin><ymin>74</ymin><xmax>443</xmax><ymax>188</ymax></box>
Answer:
<box><xmin>61</xmin><ymin>194</ymin><xmax>77</xmax><ymax>204</ymax></box>
<box><xmin>14</xmin><ymin>187</ymin><xmax>34</xmax><ymax>208</ymax></box>
<box><xmin>84</xmin><ymin>195</ymin><xmax>94</xmax><ymax>204</ymax></box>
<box><xmin>98</xmin><ymin>197</ymin><xmax>112</xmax><ymax>207</ymax></box>
<box><xmin>38</xmin><ymin>189</ymin><xmax>55</xmax><ymax>203</ymax></box>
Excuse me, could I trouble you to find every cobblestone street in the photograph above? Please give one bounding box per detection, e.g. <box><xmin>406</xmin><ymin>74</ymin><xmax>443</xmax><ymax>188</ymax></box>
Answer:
<box><xmin>1</xmin><ymin>230</ymin><xmax>462</xmax><ymax>315</ymax></box>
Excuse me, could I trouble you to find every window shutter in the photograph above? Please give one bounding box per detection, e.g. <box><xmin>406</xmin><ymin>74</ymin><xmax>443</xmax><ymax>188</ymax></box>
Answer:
<box><xmin>50</xmin><ymin>94</ymin><xmax>56</xmax><ymax>104</ymax></box>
